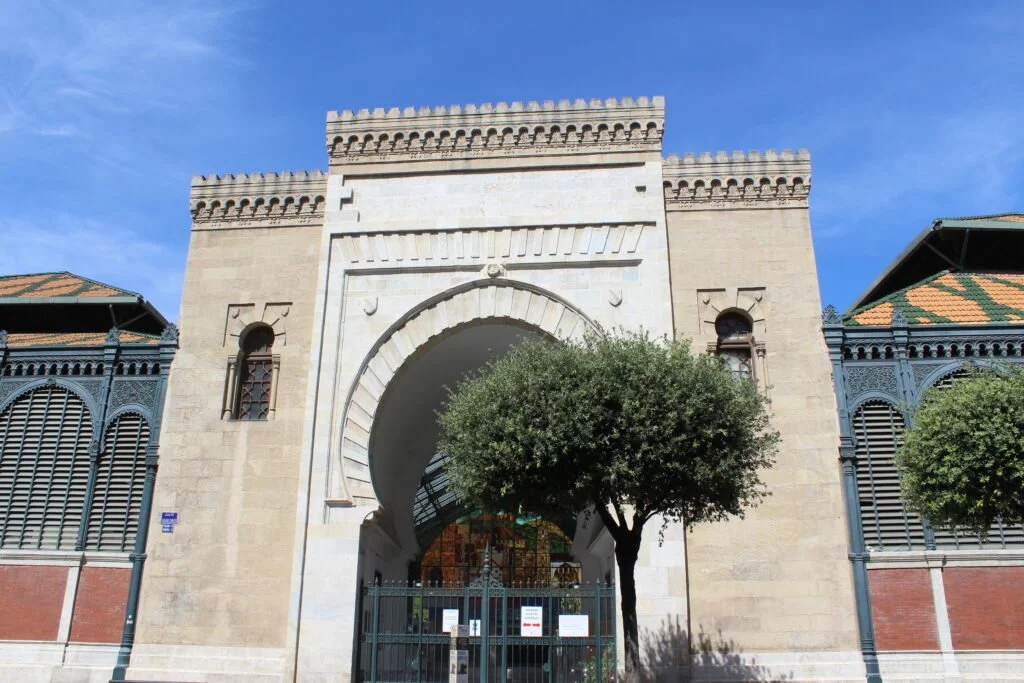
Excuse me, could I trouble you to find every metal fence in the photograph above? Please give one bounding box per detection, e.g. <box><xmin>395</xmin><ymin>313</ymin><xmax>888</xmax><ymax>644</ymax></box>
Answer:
<box><xmin>357</xmin><ymin>575</ymin><xmax>616</xmax><ymax>683</ymax></box>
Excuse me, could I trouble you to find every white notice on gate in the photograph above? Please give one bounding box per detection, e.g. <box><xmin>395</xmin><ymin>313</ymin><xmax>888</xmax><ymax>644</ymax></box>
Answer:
<box><xmin>442</xmin><ymin>609</ymin><xmax>459</xmax><ymax>635</ymax></box>
<box><xmin>558</xmin><ymin>614</ymin><xmax>589</xmax><ymax>637</ymax></box>
<box><xmin>521</xmin><ymin>606</ymin><xmax>543</xmax><ymax>637</ymax></box>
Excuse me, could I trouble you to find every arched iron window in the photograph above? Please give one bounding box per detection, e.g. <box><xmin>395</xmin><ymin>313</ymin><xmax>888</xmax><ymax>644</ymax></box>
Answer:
<box><xmin>87</xmin><ymin>412</ymin><xmax>150</xmax><ymax>551</ymax></box>
<box><xmin>235</xmin><ymin>324</ymin><xmax>276</xmax><ymax>420</ymax></box>
<box><xmin>0</xmin><ymin>385</ymin><xmax>92</xmax><ymax>549</ymax></box>
<box><xmin>922</xmin><ymin>368</ymin><xmax>1024</xmax><ymax>548</ymax></box>
<box><xmin>715</xmin><ymin>311</ymin><xmax>755</xmax><ymax>381</ymax></box>
<box><xmin>851</xmin><ymin>400</ymin><xmax>923</xmax><ymax>550</ymax></box>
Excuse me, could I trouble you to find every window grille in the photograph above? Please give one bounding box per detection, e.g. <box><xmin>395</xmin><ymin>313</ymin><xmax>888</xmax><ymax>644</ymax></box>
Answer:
<box><xmin>854</xmin><ymin>370</ymin><xmax>1024</xmax><ymax>551</ymax></box>
<box><xmin>87</xmin><ymin>412</ymin><xmax>149</xmax><ymax>551</ymax></box>
<box><xmin>225</xmin><ymin>325</ymin><xmax>279</xmax><ymax>421</ymax></box>
<box><xmin>715</xmin><ymin>312</ymin><xmax>755</xmax><ymax>381</ymax></box>
<box><xmin>0</xmin><ymin>386</ymin><xmax>92</xmax><ymax>550</ymax></box>
<box><xmin>852</xmin><ymin>400</ymin><xmax>925</xmax><ymax>550</ymax></box>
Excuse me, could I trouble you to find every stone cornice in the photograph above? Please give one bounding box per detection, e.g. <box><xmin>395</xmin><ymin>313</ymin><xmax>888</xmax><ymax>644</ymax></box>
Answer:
<box><xmin>662</xmin><ymin>149</ymin><xmax>811</xmax><ymax>211</ymax></box>
<box><xmin>189</xmin><ymin>170</ymin><xmax>327</xmax><ymax>228</ymax></box>
<box><xmin>326</xmin><ymin>97</ymin><xmax>664</xmax><ymax>166</ymax></box>
<box><xmin>337</xmin><ymin>223</ymin><xmax>650</xmax><ymax>268</ymax></box>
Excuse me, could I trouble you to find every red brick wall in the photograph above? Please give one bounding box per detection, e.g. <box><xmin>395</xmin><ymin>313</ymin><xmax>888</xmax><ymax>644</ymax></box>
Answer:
<box><xmin>945</xmin><ymin>566</ymin><xmax>1024</xmax><ymax>650</ymax></box>
<box><xmin>69</xmin><ymin>566</ymin><xmax>130</xmax><ymax>643</ymax></box>
<box><xmin>868</xmin><ymin>568</ymin><xmax>939</xmax><ymax>650</ymax></box>
<box><xmin>0</xmin><ymin>565</ymin><xmax>68</xmax><ymax>640</ymax></box>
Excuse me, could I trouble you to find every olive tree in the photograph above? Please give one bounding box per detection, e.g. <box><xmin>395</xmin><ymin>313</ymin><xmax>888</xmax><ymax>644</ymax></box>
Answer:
<box><xmin>437</xmin><ymin>329</ymin><xmax>779</xmax><ymax>680</ymax></box>
<box><xmin>896</xmin><ymin>366</ymin><xmax>1024</xmax><ymax>534</ymax></box>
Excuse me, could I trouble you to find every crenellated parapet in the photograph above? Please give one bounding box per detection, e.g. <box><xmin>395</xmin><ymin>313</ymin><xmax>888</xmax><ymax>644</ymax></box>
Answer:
<box><xmin>662</xmin><ymin>149</ymin><xmax>811</xmax><ymax>211</ymax></box>
<box><xmin>326</xmin><ymin>97</ymin><xmax>664</xmax><ymax>166</ymax></box>
<box><xmin>189</xmin><ymin>170</ymin><xmax>327</xmax><ymax>228</ymax></box>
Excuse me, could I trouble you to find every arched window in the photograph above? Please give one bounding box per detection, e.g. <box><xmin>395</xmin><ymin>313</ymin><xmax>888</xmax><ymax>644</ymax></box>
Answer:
<box><xmin>0</xmin><ymin>385</ymin><xmax>93</xmax><ymax>549</ymax></box>
<box><xmin>923</xmin><ymin>368</ymin><xmax>1024</xmax><ymax>548</ymax></box>
<box><xmin>87</xmin><ymin>412</ymin><xmax>149</xmax><ymax>551</ymax></box>
<box><xmin>851</xmin><ymin>400</ymin><xmax>923</xmax><ymax>550</ymax></box>
<box><xmin>716</xmin><ymin>311</ymin><xmax>755</xmax><ymax>381</ymax></box>
<box><xmin>233</xmin><ymin>324</ymin><xmax>277</xmax><ymax>421</ymax></box>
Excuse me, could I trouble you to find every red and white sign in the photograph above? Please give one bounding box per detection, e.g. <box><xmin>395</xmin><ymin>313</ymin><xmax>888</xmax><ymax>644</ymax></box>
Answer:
<box><xmin>521</xmin><ymin>606</ymin><xmax>543</xmax><ymax>637</ymax></box>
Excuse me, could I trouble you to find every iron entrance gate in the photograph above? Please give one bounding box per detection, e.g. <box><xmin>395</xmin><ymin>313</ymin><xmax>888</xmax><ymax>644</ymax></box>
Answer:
<box><xmin>357</xmin><ymin>571</ymin><xmax>616</xmax><ymax>683</ymax></box>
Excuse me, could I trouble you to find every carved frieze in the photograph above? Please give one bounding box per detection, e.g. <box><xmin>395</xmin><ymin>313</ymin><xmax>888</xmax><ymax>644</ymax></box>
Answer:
<box><xmin>0</xmin><ymin>377</ymin><xmax>104</xmax><ymax>408</ymax></box>
<box><xmin>845</xmin><ymin>365</ymin><xmax>898</xmax><ymax>401</ymax></box>
<box><xmin>110</xmin><ymin>379</ymin><xmax>159</xmax><ymax>409</ymax></box>
<box><xmin>337</xmin><ymin>224</ymin><xmax>648</xmax><ymax>267</ymax></box>
<box><xmin>71</xmin><ymin>379</ymin><xmax>105</xmax><ymax>405</ymax></box>
<box><xmin>663</xmin><ymin>150</ymin><xmax>811</xmax><ymax>211</ymax></box>
<box><xmin>911</xmin><ymin>362</ymin><xmax>951</xmax><ymax>389</ymax></box>
<box><xmin>190</xmin><ymin>170</ymin><xmax>327</xmax><ymax>228</ymax></box>
<box><xmin>0</xmin><ymin>381</ymin><xmax>23</xmax><ymax>406</ymax></box>
<box><xmin>326</xmin><ymin>97</ymin><xmax>664</xmax><ymax>165</ymax></box>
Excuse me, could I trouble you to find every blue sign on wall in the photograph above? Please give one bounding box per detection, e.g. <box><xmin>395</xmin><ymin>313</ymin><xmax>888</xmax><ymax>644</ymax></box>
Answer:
<box><xmin>161</xmin><ymin>512</ymin><xmax>178</xmax><ymax>533</ymax></box>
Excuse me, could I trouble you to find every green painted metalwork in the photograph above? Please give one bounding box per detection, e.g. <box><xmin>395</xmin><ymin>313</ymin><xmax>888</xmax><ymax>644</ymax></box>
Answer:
<box><xmin>111</xmin><ymin>326</ymin><xmax>176</xmax><ymax>681</ymax></box>
<box><xmin>826</xmin><ymin>308</ymin><xmax>1024</xmax><ymax>682</ymax></box>
<box><xmin>76</xmin><ymin>335</ymin><xmax>120</xmax><ymax>551</ymax></box>
<box><xmin>358</xmin><ymin>572</ymin><xmax>616</xmax><ymax>683</ymax></box>
<box><xmin>0</xmin><ymin>385</ymin><xmax>93</xmax><ymax>550</ymax></box>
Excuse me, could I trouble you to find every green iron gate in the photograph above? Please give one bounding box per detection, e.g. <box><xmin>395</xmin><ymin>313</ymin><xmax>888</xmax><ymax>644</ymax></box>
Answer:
<box><xmin>356</xmin><ymin>566</ymin><xmax>616</xmax><ymax>683</ymax></box>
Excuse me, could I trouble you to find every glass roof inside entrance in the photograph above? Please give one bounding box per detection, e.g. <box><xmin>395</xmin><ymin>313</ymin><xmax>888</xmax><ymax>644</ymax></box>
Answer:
<box><xmin>411</xmin><ymin>451</ymin><xmax>464</xmax><ymax>547</ymax></box>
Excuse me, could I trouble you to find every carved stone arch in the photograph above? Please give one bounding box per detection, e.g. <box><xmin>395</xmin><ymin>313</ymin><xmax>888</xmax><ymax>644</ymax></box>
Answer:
<box><xmin>225</xmin><ymin>302</ymin><xmax>290</xmax><ymax>347</ymax></box>
<box><xmin>698</xmin><ymin>289</ymin><xmax>768</xmax><ymax>339</ymax></box>
<box><xmin>332</xmin><ymin>279</ymin><xmax>598</xmax><ymax>505</ymax></box>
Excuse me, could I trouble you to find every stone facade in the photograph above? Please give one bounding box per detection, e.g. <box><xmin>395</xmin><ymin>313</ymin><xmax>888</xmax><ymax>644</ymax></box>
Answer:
<box><xmin>665</xmin><ymin>152</ymin><xmax>861</xmax><ymax>677</ymax></box>
<box><xmin>124</xmin><ymin>96</ymin><xmax>863</xmax><ymax>682</ymax></box>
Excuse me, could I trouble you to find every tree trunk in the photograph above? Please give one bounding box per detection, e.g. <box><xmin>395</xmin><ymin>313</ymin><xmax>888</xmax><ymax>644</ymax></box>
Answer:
<box><xmin>615</xmin><ymin>531</ymin><xmax>642</xmax><ymax>682</ymax></box>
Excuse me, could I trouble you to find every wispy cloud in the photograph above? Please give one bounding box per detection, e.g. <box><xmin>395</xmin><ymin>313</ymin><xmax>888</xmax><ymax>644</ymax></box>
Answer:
<box><xmin>802</xmin><ymin>4</ymin><xmax>1024</xmax><ymax>249</ymax></box>
<box><xmin>0</xmin><ymin>214</ymin><xmax>186</xmax><ymax>321</ymax></box>
<box><xmin>0</xmin><ymin>1</ymin><xmax>253</xmax><ymax>320</ymax></box>
<box><xmin>812</xmin><ymin>107</ymin><xmax>1024</xmax><ymax>240</ymax></box>
<box><xmin>0</xmin><ymin>0</ymin><xmax>251</xmax><ymax>168</ymax></box>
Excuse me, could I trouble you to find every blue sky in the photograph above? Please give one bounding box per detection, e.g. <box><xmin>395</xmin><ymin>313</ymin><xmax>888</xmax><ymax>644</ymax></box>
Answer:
<box><xmin>1</xmin><ymin>1</ymin><xmax>1022</xmax><ymax>321</ymax></box>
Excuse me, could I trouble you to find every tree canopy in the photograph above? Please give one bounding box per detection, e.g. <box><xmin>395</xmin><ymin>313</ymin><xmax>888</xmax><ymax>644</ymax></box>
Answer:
<box><xmin>437</xmin><ymin>328</ymin><xmax>779</xmax><ymax>679</ymax></box>
<box><xmin>896</xmin><ymin>366</ymin><xmax>1024</xmax><ymax>534</ymax></box>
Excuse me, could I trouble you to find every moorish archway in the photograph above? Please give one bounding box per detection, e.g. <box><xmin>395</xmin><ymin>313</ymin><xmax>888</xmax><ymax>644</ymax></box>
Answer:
<box><xmin>331</xmin><ymin>278</ymin><xmax>597</xmax><ymax>506</ymax></box>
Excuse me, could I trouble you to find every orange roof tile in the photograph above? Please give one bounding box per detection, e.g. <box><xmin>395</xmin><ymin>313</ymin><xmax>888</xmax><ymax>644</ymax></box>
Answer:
<box><xmin>0</xmin><ymin>272</ymin><xmax>140</xmax><ymax>301</ymax></box>
<box><xmin>846</xmin><ymin>271</ymin><xmax>1024</xmax><ymax>326</ymax></box>
<box><xmin>5</xmin><ymin>331</ymin><xmax>161</xmax><ymax>348</ymax></box>
<box><xmin>852</xmin><ymin>301</ymin><xmax>893</xmax><ymax>326</ymax></box>
<box><xmin>905</xmin><ymin>285</ymin><xmax>988</xmax><ymax>323</ymax></box>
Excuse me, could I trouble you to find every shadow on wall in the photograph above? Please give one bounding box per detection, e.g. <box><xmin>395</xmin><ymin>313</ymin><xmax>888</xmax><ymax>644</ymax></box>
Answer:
<box><xmin>641</xmin><ymin>617</ymin><xmax>792</xmax><ymax>683</ymax></box>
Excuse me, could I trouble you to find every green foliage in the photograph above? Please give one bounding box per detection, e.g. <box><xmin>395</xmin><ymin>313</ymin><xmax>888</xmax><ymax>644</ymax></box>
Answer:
<box><xmin>437</xmin><ymin>328</ymin><xmax>779</xmax><ymax>531</ymax></box>
<box><xmin>896</xmin><ymin>366</ymin><xmax>1024</xmax><ymax>534</ymax></box>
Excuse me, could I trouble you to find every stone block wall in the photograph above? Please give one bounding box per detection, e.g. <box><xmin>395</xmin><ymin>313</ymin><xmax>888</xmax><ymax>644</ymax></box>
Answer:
<box><xmin>664</xmin><ymin>202</ymin><xmax>860</xmax><ymax>663</ymax></box>
<box><xmin>130</xmin><ymin>206</ymin><xmax>324</xmax><ymax>680</ymax></box>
